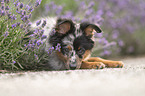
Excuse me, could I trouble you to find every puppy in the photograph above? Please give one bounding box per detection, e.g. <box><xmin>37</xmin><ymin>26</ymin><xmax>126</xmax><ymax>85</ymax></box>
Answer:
<box><xmin>32</xmin><ymin>17</ymin><xmax>124</xmax><ymax>70</ymax></box>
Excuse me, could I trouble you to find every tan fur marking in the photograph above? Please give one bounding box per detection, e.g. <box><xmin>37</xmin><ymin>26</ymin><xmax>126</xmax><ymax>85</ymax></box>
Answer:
<box><xmin>87</xmin><ymin>57</ymin><xmax>124</xmax><ymax>68</ymax></box>
<box><xmin>67</xmin><ymin>45</ymin><xmax>72</xmax><ymax>51</ymax></box>
<box><xmin>85</xmin><ymin>26</ymin><xmax>97</xmax><ymax>36</ymax></box>
<box><xmin>82</xmin><ymin>50</ymin><xmax>91</xmax><ymax>60</ymax></box>
<box><xmin>56</xmin><ymin>51</ymin><xmax>68</xmax><ymax>63</ymax></box>
<box><xmin>81</xmin><ymin>61</ymin><xmax>105</xmax><ymax>69</ymax></box>
<box><xmin>84</xmin><ymin>26</ymin><xmax>93</xmax><ymax>36</ymax></box>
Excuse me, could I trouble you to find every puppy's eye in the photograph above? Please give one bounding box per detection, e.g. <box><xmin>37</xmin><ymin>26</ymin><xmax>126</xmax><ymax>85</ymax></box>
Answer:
<box><xmin>63</xmin><ymin>48</ymin><xmax>69</xmax><ymax>53</ymax></box>
<box><xmin>77</xmin><ymin>48</ymin><xmax>85</xmax><ymax>55</ymax></box>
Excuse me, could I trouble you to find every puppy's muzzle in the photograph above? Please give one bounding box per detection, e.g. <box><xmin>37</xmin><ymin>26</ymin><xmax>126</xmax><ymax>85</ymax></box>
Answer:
<box><xmin>69</xmin><ymin>60</ymin><xmax>77</xmax><ymax>70</ymax></box>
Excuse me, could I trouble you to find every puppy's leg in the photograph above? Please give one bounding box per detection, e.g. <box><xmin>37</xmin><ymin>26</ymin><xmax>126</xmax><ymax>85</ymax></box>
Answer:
<box><xmin>87</xmin><ymin>57</ymin><xmax>124</xmax><ymax>68</ymax></box>
<box><xmin>81</xmin><ymin>61</ymin><xmax>105</xmax><ymax>69</ymax></box>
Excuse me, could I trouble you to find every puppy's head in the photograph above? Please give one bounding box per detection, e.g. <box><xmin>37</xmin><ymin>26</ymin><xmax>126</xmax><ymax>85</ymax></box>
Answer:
<box><xmin>49</xmin><ymin>18</ymin><xmax>102</xmax><ymax>70</ymax></box>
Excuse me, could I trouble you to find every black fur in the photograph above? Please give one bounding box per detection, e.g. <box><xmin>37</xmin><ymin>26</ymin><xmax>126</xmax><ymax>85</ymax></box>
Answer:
<box><xmin>80</xmin><ymin>22</ymin><xmax>102</xmax><ymax>34</ymax></box>
<box><xmin>73</xmin><ymin>35</ymin><xmax>94</xmax><ymax>51</ymax></box>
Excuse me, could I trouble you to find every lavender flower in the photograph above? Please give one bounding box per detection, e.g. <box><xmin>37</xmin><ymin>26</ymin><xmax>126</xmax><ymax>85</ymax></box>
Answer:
<box><xmin>13</xmin><ymin>61</ymin><xmax>16</xmax><ymax>64</ymax></box>
<box><xmin>88</xmin><ymin>1</ymin><xmax>95</xmax><ymax>9</ymax></box>
<box><xmin>10</xmin><ymin>14</ymin><xmax>17</xmax><ymax>20</ymax></box>
<box><xmin>0</xmin><ymin>0</ymin><xmax>43</xmax><ymax>70</ymax></box>
<box><xmin>56</xmin><ymin>6</ymin><xmax>63</xmax><ymax>15</ymax></box>
<box><xmin>3</xmin><ymin>31</ymin><xmax>9</xmax><ymax>37</ymax></box>
<box><xmin>1</xmin><ymin>5</ymin><xmax>4</xmax><ymax>10</ymax></box>
<box><xmin>1</xmin><ymin>10</ymin><xmax>5</xmax><ymax>16</ymax></box>
<box><xmin>41</xmin><ymin>35</ymin><xmax>47</xmax><ymax>40</ymax></box>
<box><xmin>94</xmin><ymin>33</ymin><xmax>103</xmax><ymax>38</ymax></box>
<box><xmin>35</xmin><ymin>0</ymin><xmax>42</xmax><ymax>7</ymax></box>
<box><xmin>20</xmin><ymin>24</ymin><xmax>23</xmax><ymax>29</ymax></box>
<box><xmin>14</xmin><ymin>1</ymin><xmax>20</xmax><ymax>7</ymax></box>
<box><xmin>16</xmin><ymin>8</ymin><xmax>20</xmax><ymax>13</ymax></box>
<box><xmin>12</xmin><ymin>23</ymin><xmax>17</xmax><ymax>28</ymax></box>
<box><xmin>118</xmin><ymin>40</ymin><xmax>124</xmax><ymax>47</ymax></box>
<box><xmin>42</xmin><ymin>20</ymin><xmax>46</xmax><ymax>27</ymax></box>
<box><xmin>34</xmin><ymin>54</ymin><xmax>38</xmax><ymax>60</ymax></box>
<box><xmin>55</xmin><ymin>43</ymin><xmax>61</xmax><ymax>51</ymax></box>
<box><xmin>36</xmin><ymin>20</ymin><xmax>41</xmax><ymax>26</ymax></box>
<box><xmin>19</xmin><ymin>3</ymin><xmax>23</xmax><ymax>9</ymax></box>
<box><xmin>36</xmin><ymin>40</ymin><xmax>42</xmax><ymax>46</ymax></box>
<box><xmin>17</xmin><ymin>22</ymin><xmax>20</xmax><ymax>26</ymax></box>
<box><xmin>103</xmin><ymin>50</ymin><xmax>111</xmax><ymax>56</ymax></box>
<box><xmin>28</xmin><ymin>13</ymin><xmax>32</xmax><ymax>18</ymax></box>
<box><xmin>6</xmin><ymin>0</ymin><xmax>9</xmax><ymax>4</ymax></box>
<box><xmin>47</xmin><ymin>46</ymin><xmax>55</xmax><ymax>54</ymax></box>
<box><xmin>28</xmin><ymin>6</ymin><xmax>34</xmax><ymax>12</ymax></box>
<box><xmin>5</xmin><ymin>5</ymin><xmax>9</xmax><ymax>10</ymax></box>
<box><xmin>27</xmin><ymin>22</ymin><xmax>32</xmax><ymax>27</ymax></box>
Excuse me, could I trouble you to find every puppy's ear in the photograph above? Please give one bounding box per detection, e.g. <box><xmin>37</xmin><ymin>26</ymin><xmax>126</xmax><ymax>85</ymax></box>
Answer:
<box><xmin>80</xmin><ymin>22</ymin><xmax>102</xmax><ymax>37</ymax></box>
<box><xmin>55</xmin><ymin>19</ymin><xmax>73</xmax><ymax>34</ymax></box>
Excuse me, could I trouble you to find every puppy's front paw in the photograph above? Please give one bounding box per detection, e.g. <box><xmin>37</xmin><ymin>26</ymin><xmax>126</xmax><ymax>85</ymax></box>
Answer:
<box><xmin>105</xmin><ymin>61</ymin><xmax>124</xmax><ymax>68</ymax></box>
<box><xmin>92</xmin><ymin>62</ymin><xmax>106</xmax><ymax>69</ymax></box>
<box><xmin>115</xmin><ymin>61</ymin><xmax>124</xmax><ymax>68</ymax></box>
<box><xmin>81</xmin><ymin>61</ymin><xmax>105</xmax><ymax>69</ymax></box>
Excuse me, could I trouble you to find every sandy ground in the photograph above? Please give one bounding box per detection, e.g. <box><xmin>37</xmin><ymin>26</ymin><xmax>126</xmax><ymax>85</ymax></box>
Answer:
<box><xmin>0</xmin><ymin>56</ymin><xmax>145</xmax><ymax>96</ymax></box>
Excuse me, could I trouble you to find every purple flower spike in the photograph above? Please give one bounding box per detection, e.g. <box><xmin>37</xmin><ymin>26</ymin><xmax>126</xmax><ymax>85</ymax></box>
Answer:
<box><xmin>34</xmin><ymin>54</ymin><xmax>38</xmax><ymax>60</ymax></box>
<box><xmin>28</xmin><ymin>13</ymin><xmax>32</xmax><ymax>18</ymax></box>
<box><xmin>95</xmin><ymin>32</ymin><xmax>103</xmax><ymax>38</ymax></box>
<box><xmin>1</xmin><ymin>5</ymin><xmax>5</xmax><ymax>10</ymax></box>
<box><xmin>20</xmin><ymin>24</ymin><xmax>23</xmax><ymax>29</ymax></box>
<box><xmin>36</xmin><ymin>40</ymin><xmax>41</xmax><ymax>46</ymax></box>
<box><xmin>88</xmin><ymin>1</ymin><xmax>95</xmax><ymax>9</ymax></box>
<box><xmin>11</xmin><ymin>14</ymin><xmax>17</xmax><ymax>20</ymax></box>
<box><xmin>35</xmin><ymin>0</ymin><xmax>42</xmax><ymax>7</ymax></box>
<box><xmin>55</xmin><ymin>43</ymin><xmax>61</xmax><ymax>51</ymax></box>
<box><xmin>28</xmin><ymin>22</ymin><xmax>32</xmax><ymax>27</ymax></box>
<box><xmin>35</xmin><ymin>2</ymin><xmax>39</xmax><ymax>7</ymax></box>
<box><xmin>14</xmin><ymin>1</ymin><xmax>20</xmax><ymax>7</ymax></box>
<box><xmin>20</xmin><ymin>3</ymin><xmax>24</xmax><ymax>9</ymax></box>
<box><xmin>21</xmin><ymin>10</ymin><xmax>26</xmax><ymax>15</ymax></box>
<box><xmin>28</xmin><ymin>6</ymin><xmax>34</xmax><ymax>12</ymax></box>
<box><xmin>1</xmin><ymin>10</ymin><xmax>5</xmax><ymax>16</ymax></box>
<box><xmin>5</xmin><ymin>6</ymin><xmax>9</xmax><ymax>10</ymax></box>
<box><xmin>118</xmin><ymin>40</ymin><xmax>124</xmax><ymax>47</ymax></box>
<box><xmin>104</xmin><ymin>50</ymin><xmax>111</xmax><ymax>55</ymax></box>
<box><xmin>6</xmin><ymin>0</ymin><xmax>10</xmax><ymax>4</ymax></box>
<box><xmin>42</xmin><ymin>20</ymin><xmax>46</xmax><ymax>27</ymax></box>
<box><xmin>41</xmin><ymin>35</ymin><xmax>47</xmax><ymax>40</ymax></box>
<box><xmin>12</xmin><ymin>23</ymin><xmax>17</xmax><ymax>28</ymax></box>
<box><xmin>17</xmin><ymin>22</ymin><xmax>20</xmax><ymax>26</ymax></box>
<box><xmin>3</xmin><ymin>31</ymin><xmax>9</xmax><ymax>37</ymax></box>
<box><xmin>33</xmin><ymin>29</ymin><xmax>39</xmax><ymax>34</ymax></box>
<box><xmin>16</xmin><ymin>8</ymin><xmax>20</xmax><ymax>14</ymax></box>
<box><xmin>36</xmin><ymin>20</ymin><xmax>41</xmax><ymax>26</ymax></box>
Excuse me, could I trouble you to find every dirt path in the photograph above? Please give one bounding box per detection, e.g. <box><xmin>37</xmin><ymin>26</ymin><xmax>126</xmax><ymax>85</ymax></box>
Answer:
<box><xmin>0</xmin><ymin>56</ymin><xmax>145</xmax><ymax>96</ymax></box>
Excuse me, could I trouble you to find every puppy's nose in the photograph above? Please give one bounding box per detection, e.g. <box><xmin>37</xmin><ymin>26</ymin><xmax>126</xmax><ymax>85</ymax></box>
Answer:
<box><xmin>69</xmin><ymin>63</ymin><xmax>77</xmax><ymax>70</ymax></box>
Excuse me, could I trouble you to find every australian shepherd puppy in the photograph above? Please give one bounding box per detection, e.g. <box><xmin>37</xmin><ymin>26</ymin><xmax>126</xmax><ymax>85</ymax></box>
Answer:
<box><xmin>32</xmin><ymin>17</ymin><xmax>124</xmax><ymax>70</ymax></box>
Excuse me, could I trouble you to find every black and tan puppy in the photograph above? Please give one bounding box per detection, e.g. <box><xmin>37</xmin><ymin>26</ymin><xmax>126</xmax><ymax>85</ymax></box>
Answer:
<box><xmin>32</xmin><ymin>17</ymin><xmax>124</xmax><ymax>70</ymax></box>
